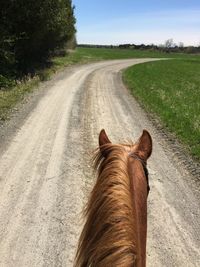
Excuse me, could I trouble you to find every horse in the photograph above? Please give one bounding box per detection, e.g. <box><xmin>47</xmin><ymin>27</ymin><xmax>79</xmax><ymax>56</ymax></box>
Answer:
<box><xmin>74</xmin><ymin>129</ymin><xmax>152</xmax><ymax>267</ymax></box>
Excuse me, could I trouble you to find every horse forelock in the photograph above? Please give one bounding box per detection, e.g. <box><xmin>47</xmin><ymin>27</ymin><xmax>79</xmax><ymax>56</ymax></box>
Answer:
<box><xmin>74</xmin><ymin>143</ymin><xmax>138</xmax><ymax>267</ymax></box>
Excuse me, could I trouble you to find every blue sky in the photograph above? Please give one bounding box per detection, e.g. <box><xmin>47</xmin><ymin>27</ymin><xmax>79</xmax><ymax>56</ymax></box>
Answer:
<box><xmin>72</xmin><ymin>0</ymin><xmax>200</xmax><ymax>46</ymax></box>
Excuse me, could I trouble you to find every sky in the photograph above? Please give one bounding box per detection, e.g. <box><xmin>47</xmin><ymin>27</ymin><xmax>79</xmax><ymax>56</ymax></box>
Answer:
<box><xmin>72</xmin><ymin>0</ymin><xmax>200</xmax><ymax>46</ymax></box>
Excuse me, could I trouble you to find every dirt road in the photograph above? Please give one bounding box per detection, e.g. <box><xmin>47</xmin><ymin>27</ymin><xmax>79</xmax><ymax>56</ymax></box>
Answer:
<box><xmin>0</xmin><ymin>59</ymin><xmax>199</xmax><ymax>267</ymax></box>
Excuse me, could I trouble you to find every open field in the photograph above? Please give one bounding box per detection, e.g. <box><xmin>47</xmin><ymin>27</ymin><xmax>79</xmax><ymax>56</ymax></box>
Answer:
<box><xmin>56</xmin><ymin>47</ymin><xmax>199</xmax><ymax>61</ymax></box>
<box><xmin>123</xmin><ymin>59</ymin><xmax>200</xmax><ymax>160</ymax></box>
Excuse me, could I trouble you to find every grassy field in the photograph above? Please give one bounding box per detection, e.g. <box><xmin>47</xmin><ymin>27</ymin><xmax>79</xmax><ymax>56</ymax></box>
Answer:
<box><xmin>53</xmin><ymin>47</ymin><xmax>198</xmax><ymax>62</ymax></box>
<box><xmin>123</xmin><ymin>59</ymin><xmax>200</xmax><ymax>160</ymax></box>
<box><xmin>51</xmin><ymin>47</ymin><xmax>165</xmax><ymax>68</ymax></box>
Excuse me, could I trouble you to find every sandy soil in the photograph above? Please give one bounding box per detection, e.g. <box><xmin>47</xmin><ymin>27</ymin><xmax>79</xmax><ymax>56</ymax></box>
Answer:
<box><xmin>0</xmin><ymin>59</ymin><xmax>199</xmax><ymax>267</ymax></box>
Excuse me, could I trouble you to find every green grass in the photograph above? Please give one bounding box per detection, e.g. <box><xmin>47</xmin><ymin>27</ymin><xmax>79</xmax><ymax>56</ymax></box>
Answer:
<box><xmin>51</xmin><ymin>47</ymin><xmax>163</xmax><ymax>69</ymax></box>
<box><xmin>0</xmin><ymin>77</ymin><xmax>40</xmax><ymax>120</ymax></box>
<box><xmin>123</xmin><ymin>59</ymin><xmax>200</xmax><ymax>160</ymax></box>
<box><xmin>57</xmin><ymin>47</ymin><xmax>199</xmax><ymax>61</ymax></box>
<box><xmin>73</xmin><ymin>47</ymin><xmax>164</xmax><ymax>59</ymax></box>
<box><xmin>52</xmin><ymin>47</ymin><xmax>200</xmax><ymax>69</ymax></box>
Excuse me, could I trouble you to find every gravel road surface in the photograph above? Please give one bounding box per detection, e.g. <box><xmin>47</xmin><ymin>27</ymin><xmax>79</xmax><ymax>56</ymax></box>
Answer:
<box><xmin>0</xmin><ymin>59</ymin><xmax>199</xmax><ymax>267</ymax></box>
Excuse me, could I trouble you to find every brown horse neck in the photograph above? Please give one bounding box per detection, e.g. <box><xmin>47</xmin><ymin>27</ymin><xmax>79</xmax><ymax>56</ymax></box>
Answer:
<box><xmin>128</xmin><ymin>157</ymin><xmax>148</xmax><ymax>267</ymax></box>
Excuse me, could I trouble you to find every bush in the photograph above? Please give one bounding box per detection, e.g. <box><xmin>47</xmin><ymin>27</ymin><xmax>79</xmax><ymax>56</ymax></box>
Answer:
<box><xmin>0</xmin><ymin>75</ymin><xmax>16</xmax><ymax>89</ymax></box>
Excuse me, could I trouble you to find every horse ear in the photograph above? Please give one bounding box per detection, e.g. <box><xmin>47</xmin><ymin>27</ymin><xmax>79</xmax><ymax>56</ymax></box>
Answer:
<box><xmin>99</xmin><ymin>129</ymin><xmax>111</xmax><ymax>157</ymax></box>
<box><xmin>99</xmin><ymin>129</ymin><xmax>111</xmax><ymax>147</ymax></box>
<box><xmin>136</xmin><ymin>130</ymin><xmax>152</xmax><ymax>161</ymax></box>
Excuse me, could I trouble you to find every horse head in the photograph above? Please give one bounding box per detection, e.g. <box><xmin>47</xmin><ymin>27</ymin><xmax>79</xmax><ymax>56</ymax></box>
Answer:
<box><xmin>75</xmin><ymin>129</ymin><xmax>152</xmax><ymax>267</ymax></box>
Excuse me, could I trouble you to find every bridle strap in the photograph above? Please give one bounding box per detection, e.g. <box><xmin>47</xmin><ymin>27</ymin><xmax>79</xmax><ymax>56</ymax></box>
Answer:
<box><xmin>129</xmin><ymin>153</ymin><xmax>150</xmax><ymax>194</ymax></box>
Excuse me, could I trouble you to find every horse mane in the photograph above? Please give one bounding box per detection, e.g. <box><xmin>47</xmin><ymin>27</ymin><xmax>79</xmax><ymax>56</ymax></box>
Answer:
<box><xmin>74</xmin><ymin>143</ymin><xmax>138</xmax><ymax>267</ymax></box>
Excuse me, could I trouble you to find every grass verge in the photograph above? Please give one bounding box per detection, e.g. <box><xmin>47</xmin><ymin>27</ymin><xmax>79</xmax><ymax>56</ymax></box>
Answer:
<box><xmin>0</xmin><ymin>77</ymin><xmax>40</xmax><ymax>121</ymax></box>
<box><xmin>123</xmin><ymin>59</ymin><xmax>200</xmax><ymax>160</ymax></box>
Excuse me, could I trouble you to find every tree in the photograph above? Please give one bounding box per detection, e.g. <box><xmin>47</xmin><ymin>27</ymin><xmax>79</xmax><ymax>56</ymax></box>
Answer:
<box><xmin>0</xmin><ymin>0</ymin><xmax>76</xmax><ymax>75</ymax></box>
<box><xmin>178</xmin><ymin>42</ymin><xmax>184</xmax><ymax>48</ymax></box>
<box><xmin>164</xmin><ymin>38</ymin><xmax>174</xmax><ymax>49</ymax></box>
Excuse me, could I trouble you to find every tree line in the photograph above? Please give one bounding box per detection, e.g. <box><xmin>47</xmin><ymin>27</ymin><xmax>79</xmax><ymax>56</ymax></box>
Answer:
<box><xmin>78</xmin><ymin>39</ymin><xmax>200</xmax><ymax>54</ymax></box>
<box><xmin>0</xmin><ymin>0</ymin><xmax>76</xmax><ymax>86</ymax></box>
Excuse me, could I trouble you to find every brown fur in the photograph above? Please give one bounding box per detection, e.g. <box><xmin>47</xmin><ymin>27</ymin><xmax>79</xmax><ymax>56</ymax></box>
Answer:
<box><xmin>74</xmin><ymin>144</ymin><xmax>138</xmax><ymax>267</ymax></box>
